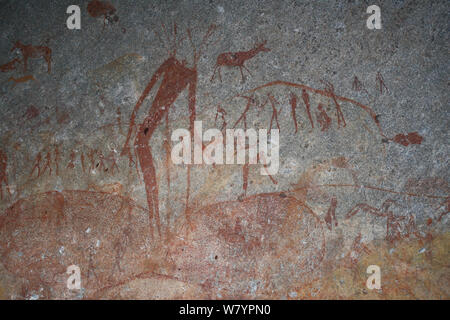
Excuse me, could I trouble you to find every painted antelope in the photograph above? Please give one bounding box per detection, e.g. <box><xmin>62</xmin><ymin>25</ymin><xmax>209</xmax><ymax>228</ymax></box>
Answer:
<box><xmin>11</xmin><ymin>41</ymin><xmax>52</xmax><ymax>73</ymax></box>
<box><xmin>211</xmin><ymin>40</ymin><xmax>270</xmax><ymax>82</ymax></box>
<box><xmin>8</xmin><ymin>75</ymin><xmax>36</xmax><ymax>87</ymax></box>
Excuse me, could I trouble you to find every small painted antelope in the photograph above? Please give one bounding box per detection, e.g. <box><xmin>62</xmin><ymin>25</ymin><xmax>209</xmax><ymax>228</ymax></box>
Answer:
<box><xmin>11</xmin><ymin>41</ymin><xmax>52</xmax><ymax>73</ymax></box>
<box><xmin>211</xmin><ymin>40</ymin><xmax>270</xmax><ymax>82</ymax></box>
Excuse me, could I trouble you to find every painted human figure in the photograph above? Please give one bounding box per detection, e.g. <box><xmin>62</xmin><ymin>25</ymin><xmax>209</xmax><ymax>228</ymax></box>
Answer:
<box><xmin>121</xmin><ymin>25</ymin><xmax>216</xmax><ymax>237</ymax></box>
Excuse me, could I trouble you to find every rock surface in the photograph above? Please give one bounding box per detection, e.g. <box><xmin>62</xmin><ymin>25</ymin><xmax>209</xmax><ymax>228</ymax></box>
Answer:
<box><xmin>0</xmin><ymin>0</ymin><xmax>448</xmax><ymax>299</ymax></box>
